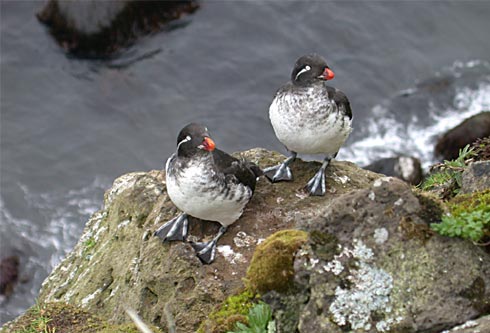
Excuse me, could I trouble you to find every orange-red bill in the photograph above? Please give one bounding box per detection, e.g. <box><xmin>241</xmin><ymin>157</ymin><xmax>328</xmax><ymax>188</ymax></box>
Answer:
<box><xmin>202</xmin><ymin>137</ymin><xmax>216</xmax><ymax>151</ymax></box>
<box><xmin>323</xmin><ymin>67</ymin><xmax>335</xmax><ymax>80</ymax></box>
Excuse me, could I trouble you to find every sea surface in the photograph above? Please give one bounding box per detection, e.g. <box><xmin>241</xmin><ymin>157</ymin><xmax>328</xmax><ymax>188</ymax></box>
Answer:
<box><xmin>1</xmin><ymin>0</ymin><xmax>490</xmax><ymax>324</ymax></box>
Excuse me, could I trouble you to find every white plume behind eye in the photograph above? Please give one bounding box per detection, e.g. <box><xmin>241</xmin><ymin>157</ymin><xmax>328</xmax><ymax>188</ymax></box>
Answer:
<box><xmin>295</xmin><ymin>65</ymin><xmax>311</xmax><ymax>80</ymax></box>
<box><xmin>178</xmin><ymin>135</ymin><xmax>192</xmax><ymax>148</ymax></box>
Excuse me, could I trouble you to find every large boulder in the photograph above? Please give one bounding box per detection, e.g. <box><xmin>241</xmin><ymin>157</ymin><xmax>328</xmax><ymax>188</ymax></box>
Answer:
<box><xmin>37</xmin><ymin>0</ymin><xmax>199</xmax><ymax>57</ymax></box>
<box><xmin>435</xmin><ymin>112</ymin><xmax>490</xmax><ymax>161</ymax></box>
<box><xmin>33</xmin><ymin>149</ymin><xmax>380</xmax><ymax>333</ymax></box>
<box><xmin>4</xmin><ymin>149</ymin><xmax>490</xmax><ymax>333</ymax></box>
<box><xmin>290</xmin><ymin>177</ymin><xmax>490</xmax><ymax>333</ymax></box>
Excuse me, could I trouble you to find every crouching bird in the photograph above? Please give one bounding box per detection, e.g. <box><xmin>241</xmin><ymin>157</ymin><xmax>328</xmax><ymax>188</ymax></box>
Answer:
<box><xmin>155</xmin><ymin>123</ymin><xmax>261</xmax><ymax>264</ymax></box>
<box><xmin>265</xmin><ymin>54</ymin><xmax>353</xmax><ymax>196</ymax></box>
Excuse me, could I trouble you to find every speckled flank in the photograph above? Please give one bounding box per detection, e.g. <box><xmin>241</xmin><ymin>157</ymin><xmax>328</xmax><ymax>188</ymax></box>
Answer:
<box><xmin>166</xmin><ymin>153</ymin><xmax>251</xmax><ymax>226</ymax></box>
<box><xmin>269</xmin><ymin>83</ymin><xmax>352</xmax><ymax>155</ymax></box>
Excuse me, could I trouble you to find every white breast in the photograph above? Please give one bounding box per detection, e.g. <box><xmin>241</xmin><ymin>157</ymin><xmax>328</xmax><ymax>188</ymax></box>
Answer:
<box><xmin>269</xmin><ymin>88</ymin><xmax>352</xmax><ymax>155</ymax></box>
<box><xmin>166</xmin><ymin>155</ymin><xmax>252</xmax><ymax>226</ymax></box>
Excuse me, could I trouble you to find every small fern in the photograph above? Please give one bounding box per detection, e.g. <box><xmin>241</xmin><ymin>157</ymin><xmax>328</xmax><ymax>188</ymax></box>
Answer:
<box><xmin>421</xmin><ymin>145</ymin><xmax>475</xmax><ymax>193</ymax></box>
<box><xmin>227</xmin><ymin>303</ymin><xmax>275</xmax><ymax>333</ymax></box>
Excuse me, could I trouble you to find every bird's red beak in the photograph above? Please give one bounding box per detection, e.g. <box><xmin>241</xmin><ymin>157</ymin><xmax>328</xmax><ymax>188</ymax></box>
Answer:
<box><xmin>201</xmin><ymin>137</ymin><xmax>216</xmax><ymax>152</ymax></box>
<box><xmin>322</xmin><ymin>67</ymin><xmax>335</xmax><ymax>80</ymax></box>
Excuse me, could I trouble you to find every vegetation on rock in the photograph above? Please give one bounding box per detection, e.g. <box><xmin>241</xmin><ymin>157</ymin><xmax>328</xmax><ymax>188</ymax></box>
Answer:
<box><xmin>431</xmin><ymin>190</ymin><xmax>490</xmax><ymax>243</ymax></box>
<box><xmin>245</xmin><ymin>230</ymin><xmax>308</xmax><ymax>294</ymax></box>
<box><xmin>421</xmin><ymin>145</ymin><xmax>475</xmax><ymax>197</ymax></box>
<box><xmin>227</xmin><ymin>302</ymin><xmax>275</xmax><ymax>333</ymax></box>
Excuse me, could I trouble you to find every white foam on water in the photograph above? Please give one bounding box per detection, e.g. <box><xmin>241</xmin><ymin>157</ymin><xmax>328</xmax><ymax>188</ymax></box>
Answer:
<box><xmin>342</xmin><ymin>60</ymin><xmax>490</xmax><ymax>170</ymax></box>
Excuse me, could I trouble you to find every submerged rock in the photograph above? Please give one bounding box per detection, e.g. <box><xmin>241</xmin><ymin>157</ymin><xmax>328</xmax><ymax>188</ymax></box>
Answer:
<box><xmin>37</xmin><ymin>0</ymin><xmax>199</xmax><ymax>58</ymax></box>
<box><xmin>435</xmin><ymin>111</ymin><xmax>490</xmax><ymax>161</ymax></box>
<box><xmin>0</xmin><ymin>256</ymin><xmax>19</xmax><ymax>301</ymax></box>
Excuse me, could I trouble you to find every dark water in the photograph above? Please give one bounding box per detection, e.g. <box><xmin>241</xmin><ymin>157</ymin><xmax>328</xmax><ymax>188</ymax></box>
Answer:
<box><xmin>1</xmin><ymin>0</ymin><xmax>489</xmax><ymax>324</ymax></box>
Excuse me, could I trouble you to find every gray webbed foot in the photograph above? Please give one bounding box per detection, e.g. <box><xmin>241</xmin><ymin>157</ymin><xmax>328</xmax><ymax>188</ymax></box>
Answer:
<box><xmin>264</xmin><ymin>163</ymin><xmax>293</xmax><ymax>182</ymax></box>
<box><xmin>305</xmin><ymin>168</ymin><xmax>326</xmax><ymax>196</ymax></box>
<box><xmin>154</xmin><ymin>214</ymin><xmax>189</xmax><ymax>242</ymax></box>
<box><xmin>190</xmin><ymin>239</ymin><xmax>218</xmax><ymax>264</ymax></box>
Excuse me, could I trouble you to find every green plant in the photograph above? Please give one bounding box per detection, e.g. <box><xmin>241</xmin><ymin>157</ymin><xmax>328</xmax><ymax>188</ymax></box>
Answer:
<box><xmin>431</xmin><ymin>191</ymin><xmax>490</xmax><ymax>243</ymax></box>
<box><xmin>227</xmin><ymin>303</ymin><xmax>275</xmax><ymax>333</ymax></box>
<box><xmin>16</xmin><ymin>302</ymin><xmax>56</xmax><ymax>333</ymax></box>
<box><xmin>421</xmin><ymin>145</ymin><xmax>475</xmax><ymax>193</ymax></box>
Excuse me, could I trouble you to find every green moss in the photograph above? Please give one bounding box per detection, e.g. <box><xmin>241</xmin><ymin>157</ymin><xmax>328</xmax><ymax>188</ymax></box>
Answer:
<box><xmin>197</xmin><ymin>290</ymin><xmax>258</xmax><ymax>333</ymax></box>
<box><xmin>431</xmin><ymin>190</ymin><xmax>490</xmax><ymax>242</ymax></box>
<box><xmin>6</xmin><ymin>302</ymin><xmax>161</xmax><ymax>333</ymax></box>
<box><xmin>245</xmin><ymin>230</ymin><xmax>308</xmax><ymax>294</ymax></box>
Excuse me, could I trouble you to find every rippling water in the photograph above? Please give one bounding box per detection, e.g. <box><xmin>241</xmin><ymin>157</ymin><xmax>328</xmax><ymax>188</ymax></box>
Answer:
<box><xmin>1</xmin><ymin>0</ymin><xmax>489</xmax><ymax>324</ymax></box>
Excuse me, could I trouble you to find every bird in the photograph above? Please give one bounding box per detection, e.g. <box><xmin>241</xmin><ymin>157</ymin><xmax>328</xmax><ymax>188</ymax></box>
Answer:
<box><xmin>264</xmin><ymin>54</ymin><xmax>353</xmax><ymax>196</ymax></box>
<box><xmin>155</xmin><ymin>123</ymin><xmax>262</xmax><ymax>264</ymax></box>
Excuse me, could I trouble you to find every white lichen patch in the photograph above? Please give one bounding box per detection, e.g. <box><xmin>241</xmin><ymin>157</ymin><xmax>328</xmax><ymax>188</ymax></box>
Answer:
<box><xmin>368</xmin><ymin>191</ymin><xmax>376</xmax><ymax>201</ymax></box>
<box><xmin>233</xmin><ymin>231</ymin><xmax>256</xmax><ymax>248</ymax></box>
<box><xmin>328</xmin><ymin>240</ymin><xmax>402</xmax><ymax>332</ymax></box>
<box><xmin>217</xmin><ymin>245</ymin><xmax>245</xmax><ymax>265</ymax></box>
<box><xmin>394</xmin><ymin>198</ymin><xmax>404</xmax><ymax>206</ymax></box>
<box><xmin>117</xmin><ymin>219</ymin><xmax>131</xmax><ymax>229</ymax></box>
<box><xmin>441</xmin><ymin>320</ymin><xmax>479</xmax><ymax>333</ymax></box>
<box><xmin>374</xmin><ymin>228</ymin><xmax>389</xmax><ymax>244</ymax></box>
<box><xmin>81</xmin><ymin>287</ymin><xmax>102</xmax><ymax>307</ymax></box>
<box><xmin>333</xmin><ymin>173</ymin><xmax>351</xmax><ymax>184</ymax></box>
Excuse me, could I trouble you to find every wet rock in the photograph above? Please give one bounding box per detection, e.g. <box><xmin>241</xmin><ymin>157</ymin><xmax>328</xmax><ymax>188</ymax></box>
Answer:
<box><xmin>435</xmin><ymin>111</ymin><xmax>490</xmax><ymax>161</ymax></box>
<box><xmin>0</xmin><ymin>256</ymin><xmax>19</xmax><ymax>301</ymax></box>
<box><xmin>364</xmin><ymin>155</ymin><xmax>423</xmax><ymax>185</ymax></box>
<box><xmin>461</xmin><ymin>161</ymin><xmax>490</xmax><ymax>193</ymax></box>
<box><xmin>294</xmin><ymin>177</ymin><xmax>490</xmax><ymax>333</ymax></box>
<box><xmin>37</xmin><ymin>0</ymin><xmax>199</xmax><ymax>58</ymax></box>
<box><xmin>36</xmin><ymin>149</ymin><xmax>381</xmax><ymax>333</ymax></box>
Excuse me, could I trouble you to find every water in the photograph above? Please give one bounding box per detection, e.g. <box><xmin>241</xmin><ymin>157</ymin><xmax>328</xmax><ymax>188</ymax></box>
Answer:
<box><xmin>1</xmin><ymin>0</ymin><xmax>489</xmax><ymax>324</ymax></box>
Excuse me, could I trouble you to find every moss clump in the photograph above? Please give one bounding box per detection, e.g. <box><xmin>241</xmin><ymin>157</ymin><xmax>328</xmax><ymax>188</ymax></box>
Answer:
<box><xmin>245</xmin><ymin>230</ymin><xmax>308</xmax><ymax>294</ymax></box>
<box><xmin>431</xmin><ymin>190</ymin><xmax>490</xmax><ymax>242</ymax></box>
<box><xmin>197</xmin><ymin>290</ymin><xmax>258</xmax><ymax>333</ymax></box>
<box><xmin>6</xmin><ymin>302</ymin><xmax>160</xmax><ymax>333</ymax></box>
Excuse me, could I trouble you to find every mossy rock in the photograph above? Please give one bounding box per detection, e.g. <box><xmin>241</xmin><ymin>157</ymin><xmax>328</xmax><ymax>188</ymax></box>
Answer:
<box><xmin>197</xmin><ymin>290</ymin><xmax>258</xmax><ymax>333</ymax></box>
<box><xmin>2</xmin><ymin>302</ymin><xmax>161</xmax><ymax>333</ymax></box>
<box><xmin>245</xmin><ymin>230</ymin><xmax>308</xmax><ymax>294</ymax></box>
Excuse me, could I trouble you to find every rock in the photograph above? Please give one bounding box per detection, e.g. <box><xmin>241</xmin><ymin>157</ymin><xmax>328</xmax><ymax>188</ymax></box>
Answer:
<box><xmin>461</xmin><ymin>161</ymin><xmax>490</xmax><ymax>193</ymax></box>
<box><xmin>441</xmin><ymin>315</ymin><xmax>490</xmax><ymax>333</ymax></box>
<box><xmin>435</xmin><ymin>112</ymin><xmax>490</xmax><ymax>161</ymax></box>
<box><xmin>37</xmin><ymin>0</ymin><xmax>199</xmax><ymax>57</ymax></box>
<box><xmin>6</xmin><ymin>148</ymin><xmax>489</xmax><ymax>333</ymax></box>
<box><xmin>0</xmin><ymin>256</ymin><xmax>19</xmax><ymax>301</ymax></box>
<box><xmin>33</xmin><ymin>148</ymin><xmax>381</xmax><ymax>333</ymax></box>
<box><xmin>364</xmin><ymin>156</ymin><xmax>423</xmax><ymax>185</ymax></box>
<box><xmin>293</xmin><ymin>177</ymin><xmax>490</xmax><ymax>332</ymax></box>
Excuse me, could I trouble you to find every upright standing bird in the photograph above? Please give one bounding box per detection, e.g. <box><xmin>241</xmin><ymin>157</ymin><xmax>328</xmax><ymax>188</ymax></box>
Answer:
<box><xmin>265</xmin><ymin>54</ymin><xmax>353</xmax><ymax>196</ymax></box>
<box><xmin>155</xmin><ymin>123</ymin><xmax>261</xmax><ymax>264</ymax></box>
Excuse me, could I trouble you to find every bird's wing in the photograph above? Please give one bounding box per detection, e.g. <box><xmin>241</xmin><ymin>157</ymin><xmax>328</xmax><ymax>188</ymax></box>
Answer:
<box><xmin>325</xmin><ymin>85</ymin><xmax>353</xmax><ymax>119</ymax></box>
<box><xmin>212</xmin><ymin>149</ymin><xmax>261</xmax><ymax>192</ymax></box>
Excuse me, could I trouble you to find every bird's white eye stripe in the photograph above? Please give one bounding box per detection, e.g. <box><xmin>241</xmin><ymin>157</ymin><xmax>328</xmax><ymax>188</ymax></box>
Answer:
<box><xmin>295</xmin><ymin>65</ymin><xmax>311</xmax><ymax>80</ymax></box>
<box><xmin>178</xmin><ymin>135</ymin><xmax>192</xmax><ymax>147</ymax></box>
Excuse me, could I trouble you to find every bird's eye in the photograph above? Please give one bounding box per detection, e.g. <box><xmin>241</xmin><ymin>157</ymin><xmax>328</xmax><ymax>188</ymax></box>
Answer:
<box><xmin>295</xmin><ymin>65</ymin><xmax>311</xmax><ymax>80</ymax></box>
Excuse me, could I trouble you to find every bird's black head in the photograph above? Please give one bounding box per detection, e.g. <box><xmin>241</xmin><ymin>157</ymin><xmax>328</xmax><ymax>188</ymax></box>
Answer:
<box><xmin>291</xmin><ymin>54</ymin><xmax>335</xmax><ymax>86</ymax></box>
<box><xmin>176</xmin><ymin>123</ymin><xmax>216</xmax><ymax>157</ymax></box>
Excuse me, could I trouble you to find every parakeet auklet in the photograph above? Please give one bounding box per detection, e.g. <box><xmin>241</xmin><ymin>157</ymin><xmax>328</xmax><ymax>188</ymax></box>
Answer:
<box><xmin>265</xmin><ymin>54</ymin><xmax>353</xmax><ymax>196</ymax></box>
<box><xmin>155</xmin><ymin>123</ymin><xmax>261</xmax><ymax>264</ymax></box>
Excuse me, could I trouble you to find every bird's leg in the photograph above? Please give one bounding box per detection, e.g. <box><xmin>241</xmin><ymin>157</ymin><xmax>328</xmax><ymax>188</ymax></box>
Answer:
<box><xmin>191</xmin><ymin>226</ymin><xmax>228</xmax><ymax>264</ymax></box>
<box><xmin>305</xmin><ymin>155</ymin><xmax>333</xmax><ymax>196</ymax></box>
<box><xmin>264</xmin><ymin>152</ymin><xmax>297</xmax><ymax>182</ymax></box>
<box><xmin>154</xmin><ymin>213</ymin><xmax>189</xmax><ymax>242</ymax></box>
